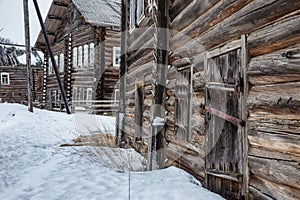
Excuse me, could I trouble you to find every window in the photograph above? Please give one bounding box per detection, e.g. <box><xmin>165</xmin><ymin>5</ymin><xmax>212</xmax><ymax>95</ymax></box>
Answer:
<box><xmin>84</xmin><ymin>44</ymin><xmax>89</xmax><ymax>67</ymax></box>
<box><xmin>130</xmin><ymin>0</ymin><xmax>136</xmax><ymax>29</ymax></box>
<box><xmin>52</xmin><ymin>90</ymin><xmax>57</xmax><ymax>106</ymax></box>
<box><xmin>86</xmin><ymin>88</ymin><xmax>93</xmax><ymax>105</ymax></box>
<box><xmin>114</xmin><ymin>88</ymin><xmax>119</xmax><ymax>103</ymax></box>
<box><xmin>1</xmin><ymin>73</ymin><xmax>10</xmax><ymax>85</ymax></box>
<box><xmin>58</xmin><ymin>91</ymin><xmax>62</xmax><ymax>104</ymax></box>
<box><xmin>78</xmin><ymin>88</ymin><xmax>85</xmax><ymax>105</ymax></box>
<box><xmin>59</xmin><ymin>53</ymin><xmax>64</xmax><ymax>72</ymax></box>
<box><xmin>113</xmin><ymin>47</ymin><xmax>121</xmax><ymax>67</ymax></box>
<box><xmin>72</xmin><ymin>87</ymin><xmax>77</xmax><ymax>102</ymax></box>
<box><xmin>137</xmin><ymin>0</ymin><xmax>145</xmax><ymax>22</ymax></box>
<box><xmin>175</xmin><ymin>68</ymin><xmax>192</xmax><ymax>142</ymax></box>
<box><xmin>54</xmin><ymin>55</ymin><xmax>58</xmax><ymax>68</ymax></box>
<box><xmin>90</xmin><ymin>43</ymin><xmax>95</xmax><ymax>66</ymax></box>
<box><xmin>73</xmin><ymin>47</ymin><xmax>78</xmax><ymax>68</ymax></box>
<box><xmin>48</xmin><ymin>58</ymin><xmax>53</xmax><ymax>74</ymax></box>
<box><xmin>78</xmin><ymin>46</ymin><xmax>83</xmax><ymax>68</ymax></box>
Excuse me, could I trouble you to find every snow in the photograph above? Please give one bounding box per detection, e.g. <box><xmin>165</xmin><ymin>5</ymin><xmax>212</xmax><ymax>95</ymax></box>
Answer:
<box><xmin>0</xmin><ymin>103</ymin><xmax>224</xmax><ymax>200</ymax></box>
<box><xmin>152</xmin><ymin>116</ymin><xmax>165</xmax><ymax>126</ymax></box>
<box><xmin>16</xmin><ymin>53</ymin><xmax>41</xmax><ymax>66</ymax></box>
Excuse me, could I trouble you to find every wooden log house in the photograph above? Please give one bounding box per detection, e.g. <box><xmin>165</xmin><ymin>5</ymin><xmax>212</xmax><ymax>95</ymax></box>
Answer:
<box><xmin>34</xmin><ymin>0</ymin><xmax>121</xmax><ymax>114</ymax></box>
<box><xmin>0</xmin><ymin>45</ymin><xmax>43</xmax><ymax>105</ymax></box>
<box><xmin>117</xmin><ymin>0</ymin><xmax>300</xmax><ymax>199</ymax></box>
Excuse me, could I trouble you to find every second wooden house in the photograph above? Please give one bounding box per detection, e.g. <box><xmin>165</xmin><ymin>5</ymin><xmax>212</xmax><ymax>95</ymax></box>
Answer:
<box><xmin>0</xmin><ymin>43</ymin><xmax>43</xmax><ymax>105</ymax></box>
<box><xmin>35</xmin><ymin>0</ymin><xmax>121</xmax><ymax>114</ymax></box>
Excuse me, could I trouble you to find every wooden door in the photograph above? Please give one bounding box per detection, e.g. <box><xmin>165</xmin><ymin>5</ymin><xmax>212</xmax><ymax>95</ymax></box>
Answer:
<box><xmin>204</xmin><ymin>38</ymin><xmax>247</xmax><ymax>200</ymax></box>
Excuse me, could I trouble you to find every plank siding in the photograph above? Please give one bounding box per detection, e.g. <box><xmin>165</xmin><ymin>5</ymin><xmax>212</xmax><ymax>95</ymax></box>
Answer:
<box><xmin>0</xmin><ymin>66</ymin><xmax>43</xmax><ymax>104</ymax></box>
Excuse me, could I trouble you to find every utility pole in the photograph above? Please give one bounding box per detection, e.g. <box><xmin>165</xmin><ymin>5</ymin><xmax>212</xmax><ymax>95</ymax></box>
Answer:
<box><xmin>23</xmin><ymin>0</ymin><xmax>33</xmax><ymax>112</ymax></box>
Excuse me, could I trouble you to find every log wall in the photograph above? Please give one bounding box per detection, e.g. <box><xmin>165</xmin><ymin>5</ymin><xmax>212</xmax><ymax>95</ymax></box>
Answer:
<box><xmin>169</xmin><ymin>0</ymin><xmax>300</xmax><ymax>199</ymax></box>
<box><xmin>121</xmin><ymin>0</ymin><xmax>300</xmax><ymax>199</ymax></box>
<box><xmin>0</xmin><ymin>66</ymin><xmax>43</xmax><ymax>104</ymax></box>
<box><xmin>122</xmin><ymin>0</ymin><xmax>155</xmax><ymax>152</ymax></box>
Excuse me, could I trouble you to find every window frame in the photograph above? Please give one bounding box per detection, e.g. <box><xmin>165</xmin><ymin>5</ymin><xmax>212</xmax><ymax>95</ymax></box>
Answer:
<box><xmin>113</xmin><ymin>47</ymin><xmax>121</xmax><ymax>67</ymax></box>
<box><xmin>129</xmin><ymin>0</ymin><xmax>136</xmax><ymax>30</ymax></box>
<box><xmin>137</xmin><ymin>0</ymin><xmax>145</xmax><ymax>24</ymax></box>
<box><xmin>72</xmin><ymin>86</ymin><xmax>78</xmax><ymax>103</ymax></box>
<box><xmin>1</xmin><ymin>72</ymin><xmax>10</xmax><ymax>85</ymax></box>
<box><xmin>86</xmin><ymin>88</ymin><xmax>93</xmax><ymax>105</ymax></box>
<box><xmin>78</xmin><ymin>46</ymin><xmax>83</xmax><ymax>68</ymax></box>
<box><xmin>59</xmin><ymin>53</ymin><xmax>64</xmax><ymax>72</ymax></box>
<box><xmin>54</xmin><ymin>55</ymin><xmax>58</xmax><ymax>71</ymax></box>
<box><xmin>84</xmin><ymin>44</ymin><xmax>89</xmax><ymax>67</ymax></box>
<box><xmin>73</xmin><ymin>47</ymin><xmax>78</xmax><ymax>68</ymax></box>
<box><xmin>90</xmin><ymin>43</ymin><xmax>95</xmax><ymax>66</ymax></box>
<box><xmin>48</xmin><ymin>58</ymin><xmax>53</xmax><ymax>74</ymax></box>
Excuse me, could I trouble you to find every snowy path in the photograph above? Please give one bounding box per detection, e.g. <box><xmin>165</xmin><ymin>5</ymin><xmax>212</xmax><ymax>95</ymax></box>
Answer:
<box><xmin>0</xmin><ymin>104</ymin><xmax>224</xmax><ymax>200</ymax></box>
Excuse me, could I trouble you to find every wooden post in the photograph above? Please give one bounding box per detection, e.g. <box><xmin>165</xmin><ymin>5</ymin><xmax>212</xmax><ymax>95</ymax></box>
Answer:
<box><xmin>150</xmin><ymin>0</ymin><xmax>169</xmax><ymax>169</ymax></box>
<box><xmin>117</xmin><ymin>0</ymin><xmax>129</xmax><ymax>145</ymax></box>
<box><xmin>23</xmin><ymin>0</ymin><xmax>33</xmax><ymax>112</ymax></box>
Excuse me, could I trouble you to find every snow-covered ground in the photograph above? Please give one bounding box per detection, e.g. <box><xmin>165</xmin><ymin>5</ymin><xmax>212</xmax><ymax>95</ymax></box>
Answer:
<box><xmin>0</xmin><ymin>103</ymin><xmax>224</xmax><ymax>200</ymax></box>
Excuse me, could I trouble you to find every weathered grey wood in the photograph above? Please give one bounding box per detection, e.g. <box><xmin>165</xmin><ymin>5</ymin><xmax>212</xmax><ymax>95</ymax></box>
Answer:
<box><xmin>172</xmin><ymin>0</ymin><xmax>251</xmax><ymax>49</ymax></box>
<box><xmin>169</xmin><ymin>0</ymin><xmax>193</xmax><ymax>21</ymax></box>
<box><xmin>248</xmin><ymin>11</ymin><xmax>300</xmax><ymax>57</ymax></box>
<box><xmin>249</xmin><ymin>186</ymin><xmax>274</xmax><ymax>200</ymax></box>
<box><xmin>248</xmin><ymin>82</ymin><xmax>300</xmax><ymax>113</ymax></box>
<box><xmin>173</xmin><ymin>0</ymin><xmax>300</xmax><ymax>57</ymax></box>
<box><xmin>248</xmin><ymin>129</ymin><xmax>300</xmax><ymax>161</ymax></box>
<box><xmin>171</xmin><ymin>0</ymin><xmax>220</xmax><ymax>31</ymax></box>
<box><xmin>250</xmin><ymin>175</ymin><xmax>300</xmax><ymax>200</ymax></box>
<box><xmin>249</xmin><ymin>156</ymin><xmax>300</xmax><ymax>190</ymax></box>
<box><xmin>248</xmin><ymin>43</ymin><xmax>300</xmax><ymax>86</ymax></box>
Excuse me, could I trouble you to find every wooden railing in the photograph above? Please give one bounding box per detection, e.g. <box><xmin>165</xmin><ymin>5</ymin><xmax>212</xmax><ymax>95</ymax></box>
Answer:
<box><xmin>71</xmin><ymin>100</ymin><xmax>119</xmax><ymax>114</ymax></box>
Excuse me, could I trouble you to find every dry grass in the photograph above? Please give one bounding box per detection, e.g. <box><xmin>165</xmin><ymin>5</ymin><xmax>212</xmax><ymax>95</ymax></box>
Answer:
<box><xmin>61</xmin><ymin>131</ymin><xmax>146</xmax><ymax>172</ymax></box>
<box><xmin>60</xmin><ymin>133</ymin><xmax>117</xmax><ymax>147</ymax></box>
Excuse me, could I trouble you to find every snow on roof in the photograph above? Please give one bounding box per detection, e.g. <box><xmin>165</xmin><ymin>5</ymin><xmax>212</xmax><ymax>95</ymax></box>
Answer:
<box><xmin>72</xmin><ymin>0</ymin><xmax>121</xmax><ymax>27</ymax></box>
<box><xmin>0</xmin><ymin>45</ymin><xmax>42</xmax><ymax>67</ymax></box>
<box><xmin>16</xmin><ymin>52</ymin><xmax>41</xmax><ymax>66</ymax></box>
<box><xmin>35</xmin><ymin>0</ymin><xmax>120</xmax><ymax>49</ymax></box>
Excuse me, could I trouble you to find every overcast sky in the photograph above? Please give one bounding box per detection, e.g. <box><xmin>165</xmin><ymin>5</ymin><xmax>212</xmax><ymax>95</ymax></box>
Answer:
<box><xmin>0</xmin><ymin>0</ymin><xmax>52</xmax><ymax>45</ymax></box>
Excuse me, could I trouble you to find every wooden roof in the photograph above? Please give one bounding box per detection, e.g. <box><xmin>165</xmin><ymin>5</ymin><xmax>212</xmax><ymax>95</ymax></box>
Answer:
<box><xmin>34</xmin><ymin>0</ymin><xmax>120</xmax><ymax>49</ymax></box>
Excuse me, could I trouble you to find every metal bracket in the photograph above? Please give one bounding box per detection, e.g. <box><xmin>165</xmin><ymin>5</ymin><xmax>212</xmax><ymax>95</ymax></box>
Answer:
<box><xmin>201</xmin><ymin>104</ymin><xmax>245</xmax><ymax>127</ymax></box>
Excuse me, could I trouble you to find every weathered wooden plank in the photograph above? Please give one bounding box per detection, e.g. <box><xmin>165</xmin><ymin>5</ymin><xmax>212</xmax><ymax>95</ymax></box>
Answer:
<box><xmin>248</xmin><ymin>128</ymin><xmax>300</xmax><ymax>162</ymax></box>
<box><xmin>249</xmin><ymin>186</ymin><xmax>274</xmax><ymax>200</ymax></box>
<box><xmin>248</xmin><ymin>43</ymin><xmax>300</xmax><ymax>85</ymax></box>
<box><xmin>249</xmin><ymin>156</ymin><xmax>300</xmax><ymax>190</ymax></box>
<box><xmin>171</xmin><ymin>0</ymin><xmax>220</xmax><ymax>31</ymax></box>
<box><xmin>169</xmin><ymin>0</ymin><xmax>193</xmax><ymax>21</ymax></box>
<box><xmin>250</xmin><ymin>175</ymin><xmax>300</xmax><ymax>200</ymax></box>
<box><xmin>172</xmin><ymin>0</ymin><xmax>251</xmax><ymax>49</ymax></box>
<box><xmin>248</xmin><ymin>82</ymin><xmax>300</xmax><ymax>113</ymax></box>
<box><xmin>248</xmin><ymin>11</ymin><xmax>300</xmax><ymax>57</ymax></box>
<box><xmin>173</xmin><ymin>0</ymin><xmax>300</xmax><ymax>58</ymax></box>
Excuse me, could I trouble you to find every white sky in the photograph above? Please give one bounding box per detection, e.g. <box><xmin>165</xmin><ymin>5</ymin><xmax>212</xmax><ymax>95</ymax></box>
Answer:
<box><xmin>0</xmin><ymin>0</ymin><xmax>52</xmax><ymax>45</ymax></box>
